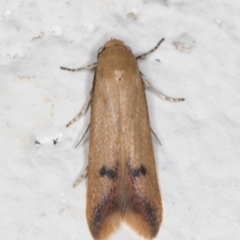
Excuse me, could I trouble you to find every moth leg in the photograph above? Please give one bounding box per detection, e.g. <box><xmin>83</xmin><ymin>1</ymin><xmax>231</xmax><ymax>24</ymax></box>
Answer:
<box><xmin>75</xmin><ymin>123</ymin><xmax>90</xmax><ymax>148</ymax></box>
<box><xmin>136</xmin><ymin>38</ymin><xmax>165</xmax><ymax>60</ymax></box>
<box><xmin>151</xmin><ymin>128</ymin><xmax>161</xmax><ymax>145</ymax></box>
<box><xmin>73</xmin><ymin>166</ymin><xmax>88</xmax><ymax>188</ymax></box>
<box><xmin>141</xmin><ymin>75</ymin><xmax>185</xmax><ymax>102</ymax></box>
<box><xmin>60</xmin><ymin>62</ymin><xmax>97</xmax><ymax>72</ymax></box>
<box><xmin>66</xmin><ymin>92</ymin><xmax>92</xmax><ymax>127</ymax></box>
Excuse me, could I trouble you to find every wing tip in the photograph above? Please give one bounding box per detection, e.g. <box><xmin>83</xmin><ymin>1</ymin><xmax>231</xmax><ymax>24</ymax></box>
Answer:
<box><xmin>88</xmin><ymin>203</ymin><xmax>162</xmax><ymax>239</ymax></box>
<box><xmin>88</xmin><ymin>212</ymin><xmax>122</xmax><ymax>240</ymax></box>
<box><xmin>124</xmin><ymin>210</ymin><xmax>162</xmax><ymax>239</ymax></box>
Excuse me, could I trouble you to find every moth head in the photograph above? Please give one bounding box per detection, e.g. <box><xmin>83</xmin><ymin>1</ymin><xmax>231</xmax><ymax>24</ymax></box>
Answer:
<box><xmin>98</xmin><ymin>39</ymin><xmax>131</xmax><ymax>57</ymax></box>
<box><xmin>105</xmin><ymin>39</ymin><xmax>124</xmax><ymax>48</ymax></box>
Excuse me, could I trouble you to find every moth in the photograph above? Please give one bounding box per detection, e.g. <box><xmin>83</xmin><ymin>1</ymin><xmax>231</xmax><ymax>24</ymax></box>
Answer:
<box><xmin>61</xmin><ymin>38</ymin><xmax>184</xmax><ymax>239</ymax></box>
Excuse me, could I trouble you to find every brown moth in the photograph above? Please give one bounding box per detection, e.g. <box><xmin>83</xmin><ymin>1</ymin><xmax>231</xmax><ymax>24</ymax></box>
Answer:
<box><xmin>61</xmin><ymin>39</ymin><xmax>184</xmax><ymax>239</ymax></box>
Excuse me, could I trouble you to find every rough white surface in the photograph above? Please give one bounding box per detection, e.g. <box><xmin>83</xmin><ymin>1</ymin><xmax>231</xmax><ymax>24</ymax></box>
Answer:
<box><xmin>1</xmin><ymin>1</ymin><xmax>240</xmax><ymax>239</ymax></box>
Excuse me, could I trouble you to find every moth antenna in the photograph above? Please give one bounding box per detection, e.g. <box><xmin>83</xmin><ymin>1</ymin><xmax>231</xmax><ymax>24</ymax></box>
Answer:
<box><xmin>60</xmin><ymin>62</ymin><xmax>97</xmax><ymax>72</ymax></box>
<box><xmin>136</xmin><ymin>38</ymin><xmax>165</xmax><ymax>59</ymax></box>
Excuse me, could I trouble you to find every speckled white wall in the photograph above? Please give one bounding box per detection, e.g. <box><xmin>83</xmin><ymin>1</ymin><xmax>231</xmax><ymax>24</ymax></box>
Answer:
<box><xmin>0</xmin><ymin>1</ymin><xmax>240</xmax><ymax>240</ymax></box>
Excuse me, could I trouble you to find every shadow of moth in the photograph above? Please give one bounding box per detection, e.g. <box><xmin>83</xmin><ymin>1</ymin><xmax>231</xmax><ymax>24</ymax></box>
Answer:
<box><xmin>61</xmin><ymin>38</ymin><xmax>184</xmax><ymax>239</ymax></box>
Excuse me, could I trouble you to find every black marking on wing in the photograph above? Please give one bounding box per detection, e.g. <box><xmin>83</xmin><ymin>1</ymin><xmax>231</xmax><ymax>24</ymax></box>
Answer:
<box><xmin>142</xmin><ymin>199</ymin><xmax>158</xmax><ymax>235</ymax></box>
<box><xmin>92</xmin><ymin>197</ymin><xmax>107</xmax><ymax>235</ymax></box>
<box><xmin>130</xmin><ymin>164</ymin><xmax>147</xmax><ymax>179</ymax></box>
<box><xmin>99</xmin><ymin>166</ymin><xmax>117</xmax><ymax>180</ymax></box>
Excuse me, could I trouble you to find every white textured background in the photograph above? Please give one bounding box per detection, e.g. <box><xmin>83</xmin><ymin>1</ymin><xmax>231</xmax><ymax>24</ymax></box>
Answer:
<box><xmin>1</xmin><ymin>1</ymin><xmax>240</xmax><ymax>239</ymax></box>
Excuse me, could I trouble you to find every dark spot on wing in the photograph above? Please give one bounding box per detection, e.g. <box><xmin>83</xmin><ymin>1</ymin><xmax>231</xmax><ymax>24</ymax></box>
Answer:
<box><xmin>91</xmin><ymin>183</ymin><xmax>118</xmax><ymax>238</ymax></box>
<box><xmin>99</xmin><ymin>166</ymin><xmax>117</xmax><ymax>180</ymax></box>
<box><xmin>94</xmin><ymin>197</ymin><xmax>106</xmax><ymax>226</ymax></box>
<box><xmin>130</xmin><ymin>164</ymin><xmax>147</xmax><ymax>179</ymax></box>
<box><xmin>140</xmin><ymin>165</ymin><xmax>147</xmax><ymax>175</ymax></box>
<box><xmin>143</xmin><ymin>199</ymin><xmax>158</xmax><ymax>236</ymax></box>
<box><xmin>91</xmin><ymin>197</ymin><xmax>107</xmax><ymax>237</ymax></box>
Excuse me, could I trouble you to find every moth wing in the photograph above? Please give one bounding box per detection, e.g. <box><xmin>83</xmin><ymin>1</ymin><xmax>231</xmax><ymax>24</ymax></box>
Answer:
<box><xmin>121</xmin><ymin>63</ymin><xmax>163</xmax><ymax>238</ymax></box>
<box><xmin>86</xmin><ymin>72</ymin><xmax>122</xmax><ymax>239</ymax></box>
